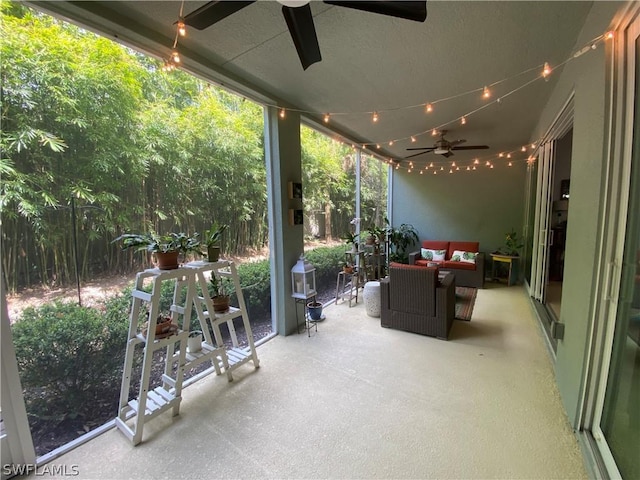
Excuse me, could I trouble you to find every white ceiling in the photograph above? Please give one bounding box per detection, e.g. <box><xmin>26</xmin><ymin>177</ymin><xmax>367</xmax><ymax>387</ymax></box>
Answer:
<box><xmin>31</xmin><ymin>1</ymin><xmax>598</xmax><ymax>166</ymax></box>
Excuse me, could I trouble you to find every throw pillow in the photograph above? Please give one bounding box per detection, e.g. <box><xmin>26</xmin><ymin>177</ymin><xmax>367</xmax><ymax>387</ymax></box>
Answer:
<box><xmin>421</xmin><ymin>248</ymin><xmax>446</xmax><ymax>261</ymax></box>
<box><xmin>450</xmin><ymin>250</ymin><xmax>478</xmax><ymax>264</ymax></box>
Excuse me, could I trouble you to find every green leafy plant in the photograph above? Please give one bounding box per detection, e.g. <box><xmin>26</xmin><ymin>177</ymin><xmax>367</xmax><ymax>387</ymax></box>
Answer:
<box><xmin>202</xmin><ymin>223</ymin><xmax>228</xmax><ymax>248</ymax></box>
<box><xmin>113</xmin><ymin>231</ymin><xmax>201</xmax><ymax>255</ymax></box>
<box><xmin>499</xmin><ymin>228</ymin><xmax>524</xmax><ymax>256</ymax></box>
<box><xmin>387</xmin><ymin>221</ymin><xmax>419</xmax><ymax>263</ymax></box>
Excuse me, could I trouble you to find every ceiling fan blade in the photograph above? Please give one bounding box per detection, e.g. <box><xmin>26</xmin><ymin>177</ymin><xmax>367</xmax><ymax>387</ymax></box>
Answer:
<box><xmin>324</xmin><ymin>1</ymin><xmax>427</xmax><ymax>22</ymax></box>
<box><xmin>282</xmin><ymin>4</ymin><xmax>322</xmax><ymax>70</ymax></box>
<box><xmin>183</xmin><ymin>1</ymin><xmax>255</xmax><ymax>30</ymax></box>
<box><xmin>451</xmin><ymin>145</ymin><xmax>489</xmax><ymax>150</ymax></box>
<box><xmin>449</xmin><ymin>139</ymin><xmax>467</xmax><ymax>147</ymax></box>
<box><xmin>406</xmin><ymin>147</ymin><xmax>436</xmax><ymax>151</ymax></box>
<box><xmin>404</xmin><ymin>151</ymin><xmax>431</xmax><ymax>159</ymax></box>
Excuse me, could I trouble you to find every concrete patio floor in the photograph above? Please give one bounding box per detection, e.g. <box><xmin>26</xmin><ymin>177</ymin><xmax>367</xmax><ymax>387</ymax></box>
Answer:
<box><xmin>31</xmin><ymin>282</ymin><xmax>587</xmax><ymax>479</ymax></box>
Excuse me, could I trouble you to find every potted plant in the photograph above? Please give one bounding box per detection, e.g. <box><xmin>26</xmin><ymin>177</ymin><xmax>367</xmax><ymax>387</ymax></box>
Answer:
<box><xmin>497</xmin><ymin>228</ymin><xmax>524</xmax><ymax>256</ymax></box>
<box><xmin>387</xmin><ymin>221</ymin><xmax>419</xmax><ymax>263</ymax></box>
<box><xmin>113</xmin><ymin>231</ymin><xmax>201</xmax><ymax>269</ymax></box>
<box><xmin>209</xmin><ymin>273</ymin><xmax>230</xmax><ymax>313</ymax></box>
<box><xmin>307</xmin><ymin>300</ymin><xmax>323</xmax><ymax>321</ymax></box>
<box><xmin>202</xmin><ymin>222</ymin><xmax>228</xmax><ymax>262</ymax></box>
<box><xmin>366</xmin><ymin>225</ymin><xmax>386</xmax><ymax>245</ymax></box>
<box><xmin>342</xmin><ymin>232</ymin><xmax>359</xmax><ymax>252</ymax></box>
<box><xmin>187</xmin><ymin>330</ymin><xmax>203</xmax><ymax>353</ymax></box>
<box><xmin>343</xmin><ymin>262</ymin><xmax>354</xmax><ymax>274</ymax></box>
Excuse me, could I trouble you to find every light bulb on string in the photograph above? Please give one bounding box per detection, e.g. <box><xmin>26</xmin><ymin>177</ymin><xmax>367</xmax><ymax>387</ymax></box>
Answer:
<box><xmin>507</xmin><ymin>153</ymin><xmax>511</xmax><ymax>158</ymax></box>
<box><xmin>466</xmin><ymin>166</ymin><xmax>471</xmax><ymax>171</ymax></box>
<box><xmin>606</xmin><ymin>31</ymin><xmax>614</xmax><ymax>40</ymax></box>
<box><xmin>483</xmin><ymin>86</ymin><xmax>491</xmax><ymax>99</ymax></box>
<box><xmin>425</xmin><ymin>103</ymin><xmax>433</xmax><ymax>113</ymax></box>
<box><xmin>473</xmin><ymin>166</ymin><xmax>477</xmax><ymax>170</ymax></box>
<box><xmin>486</xmin><ymin>161</ymin><xmax>491</xmax><ymax>166</ymax></box>
<box><xmin>372</xmin><ymin>111</ymin><xmax>379</xmax><ymax>123</ymax></box>
<box><xmin>410</xmin><ymin>136</ymin><xmax>416</xmax><ymax>143</ymax></box>
<box><xmin>499</xmin><ymin>153</ymin><xmax>504</xmax><ymax>158</ymax></box>
<box><xmin>451</xmin><ymin>161</ymin><xmax>456</xmax><ymax>167</ymax></box>
<box><xmin>429</xmin><ymin>162</ymin><xmax>434</xmax><ymax>168</ymax></box>
<box><xmin>508</xmin><ymin>162</ymin><xmax>513</xmax><ymax>167</ymax></box>
<box><xmin>531</xmin><ymin>143</ymin><xmax>536</xmax><ymax>148</ymax></box>
<box><xmin>456</xmin><ymin>167</ymin><xmax>460</xmax><ymax>171</ymax></box>
<box><xmin>388</xmin><ymin>140</ymin><xmax>394</xmax><ymax>146</ymax></box>
<box><xmin>521</xmin><ymin>146</ymin><xmax>527</xmax><ymax>152</ymax></box>
<box><xmin>440</xmin><ymin>166</ymin><xmax>444</xmax><ymax>171</ymax></box>
<box><xmin>460</xmin><ymin>116</ymin><xmax>466</xmax><ymax>125</ymax></box>
<box><xmin>376</xmin><ymin>144</ymin><xmax>381</xmax><ymax>149</ymax></box>
<box><xmin>449</xmin><ymin>169</ymin><xmax>453</xmax><ymax>174</ymax></box>
<box><xmin>490</xmin><ymin>164</ymin><xmax>494</xmax><ymax>169</ymax></box>
<box><xmin>323</xmin><ymin>113</ymin><xmax>330</xmax><ymax>123</ymax></box>
<box><xmin>171</xmin><ymin>50</ymin><xmax>181</xmax><ymax>63</ymax></box>
<box><xmin>420</xmin><ymin>170</ymin><xmax>424</xmax><ymax>175</ymax></box>
<box><xmin>432</xmin><ymin>129</ymin><xmax>438</xmax><ymax>136</ymax></box>
<box><xmin>542</xmin><ymin>62</ymin><xmax>552</xmax><ymax>78</ymax></box>
<box><xmin>433</xmin><ymin>171</ymin><xmax>437</xmax><ymax>175</ymax></box>
<box><xmin>177</xmin><ymin>20</ymin><xmax>186</xmax><ymax>36</ymax></box>
<box><xmin>279</xmin><ymin>108</ymin><xmax>286</xmax><ymax>119</ymax></box>
<box><xmin>474</xmin><ymin>158</ymin><xmax>479</xmax><ymax>165</ymax></box>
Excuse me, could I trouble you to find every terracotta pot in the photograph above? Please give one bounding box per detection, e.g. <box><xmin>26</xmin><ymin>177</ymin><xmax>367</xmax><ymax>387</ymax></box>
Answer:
<box><xmin>155</xmin><ymin>316</ymin><xmax>172</xmax><ymax>335</ymax></box>
<box><xmin>212</xmin><ymin>295</ymin><xmax>230</xmax><ymax>313</ymax></box>
<box><xmin>207</xmin><ymin>245</ymin><xmax>221</xmax><ymax>262</ymax></box>
<box><xmin>343</xmin><ymin>266</ymin><xmax>354</xmax><ymax>274</ymax></box>
<box><xmin>155</xmin><ymin>251</ymin><xmax>179</xmax><ymax>270</ymax></box>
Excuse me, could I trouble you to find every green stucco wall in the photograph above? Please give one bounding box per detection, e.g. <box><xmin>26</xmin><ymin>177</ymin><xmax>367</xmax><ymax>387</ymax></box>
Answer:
<box><xmin>391</xmin><ymin>163</ymin><xmax>527</xmax><ymax>267</ymax></box>
<box><xmin>527</xmin><ymin>1</ymin><xmax>623</xmax><ymax>426</ymax></box>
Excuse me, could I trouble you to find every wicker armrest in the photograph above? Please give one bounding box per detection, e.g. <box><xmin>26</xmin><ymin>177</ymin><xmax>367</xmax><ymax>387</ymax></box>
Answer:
<box><xmin>408</xmin><ymin>251</ymin><xmax>421</xmax><ymax>265</ymax></box>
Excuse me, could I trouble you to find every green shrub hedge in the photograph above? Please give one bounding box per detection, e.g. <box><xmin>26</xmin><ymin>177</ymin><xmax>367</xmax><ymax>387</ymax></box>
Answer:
<box><xmin>12</xmin><ymin>300</ymin><xmax>129</xmax><ymax>423</ymax></box>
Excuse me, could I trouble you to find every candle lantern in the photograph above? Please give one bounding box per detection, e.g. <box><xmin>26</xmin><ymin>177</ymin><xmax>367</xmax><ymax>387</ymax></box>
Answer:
<box><xmin>291</xmin><ymin>254</ymin><xmax>317</xmax><ymax>299</ymax></box>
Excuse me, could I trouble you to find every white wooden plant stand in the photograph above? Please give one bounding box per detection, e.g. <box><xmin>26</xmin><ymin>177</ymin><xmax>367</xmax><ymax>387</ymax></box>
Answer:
<box><xmin>115</xmin><ymin>260</ymin><xmax>259</xmax><ymax>445</ymax></box>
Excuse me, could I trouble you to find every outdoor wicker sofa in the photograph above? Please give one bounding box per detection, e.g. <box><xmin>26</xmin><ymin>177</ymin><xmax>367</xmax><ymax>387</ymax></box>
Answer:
<box><xmin>380</xmin><ymin>263</ymin><xmax>456</xmax><ymax>340</ymax></box>
<box><xmin>409</xmin><ymin>240</ymin><xmax>485</xmax><ymax>288</ymax></box>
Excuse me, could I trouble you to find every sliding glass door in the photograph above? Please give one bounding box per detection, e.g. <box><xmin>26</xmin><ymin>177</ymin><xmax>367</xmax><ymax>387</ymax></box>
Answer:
<box><xmin>589</xmin><ymin>11</ymin><xmax>640</xmax><ymax>478</ymax></box>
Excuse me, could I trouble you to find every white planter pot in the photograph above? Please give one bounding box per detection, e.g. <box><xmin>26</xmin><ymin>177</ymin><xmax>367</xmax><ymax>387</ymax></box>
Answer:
<box><xmin>187</xmin><ymin>332</ymin><xmax>203</xmax><ymax>353</ymax></box>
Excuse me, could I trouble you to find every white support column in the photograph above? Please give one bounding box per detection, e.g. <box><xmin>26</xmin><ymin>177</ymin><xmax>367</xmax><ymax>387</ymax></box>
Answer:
<box><xmin>264</xmin><ymin>106</ymin><xmax>304</xmax><ymax>335</ymax></box>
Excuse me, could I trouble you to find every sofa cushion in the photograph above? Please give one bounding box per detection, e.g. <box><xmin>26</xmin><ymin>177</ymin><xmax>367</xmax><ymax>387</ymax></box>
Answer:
<box><xmin>443</xmin><ymin>260</ymin><xmax>476</xmax><ymax>271</ymax></box>
<box><xmin>421</xmin><ymin>248</ymin><xmax>446</xmax><ymax>261</ymax></box>
<box><xmin>450</xmin><ymin>250</ymin><xmax>478</xmax><ymax>264</ymax></box>
<box><xmin>415</xmin><ymin>259</ymin><xmax>444</xmax><ymax>267</ymax></box>
<box><xmin>448</xmin><ymin>241</ymin><xmax>480</xmax><ymax>259</ymax></box>
<box><xmin>422</xmin><ymin>240</ymin><xmax>449</xmax><ymax>252</ymax></box>
<box><xmin>390</xmin><ymin>261</ymin><xmax>427</xmax><ymax>270</ymax></box>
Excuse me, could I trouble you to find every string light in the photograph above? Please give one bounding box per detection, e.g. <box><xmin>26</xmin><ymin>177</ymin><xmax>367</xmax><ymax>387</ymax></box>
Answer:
<box><xmin>432</xmin><ymin>129</ymin><xmax>438</xmax><ymax>136</ymax></box>
<box><xmin>411</xmin><ymin>136</ymin><xmax>416</xmax><ymax>143</ymax></box>
<box><xmin>521</xmin><ymin>146</ymin><xmax>527</xmax><ymax>152</ymax></box>
<box><xmin>372</xmin><ymin>111</ymin><xmax>379</xmax><ymax>123</ymax></box>
<box><xmin>388</xmin><ymin>140</ymin><xmax>394</xmax><ymax>146</ymax></box>
<box><xmin>429</xmin><ymin>162</ymin><xmax>434</xmax><ymax>168</ymax></box>
<box><xmin>605</xmin><ymin>31</ymin><xmax>614</xmax><ymax>40</ymax></box>
<box><xmin>474</xmin><ymin>159</ymin><xmax>479</xmax><ymax>165</ymax></box>
<box><xmin>279</xmin><ymin>108</ymin><xmax>286</xmax><ymax>119</ymax></box>
<box><xmin>542</xmin><ymin>62</ymin><xmax>552</xmax><ymax>78</ymax></box>
<box><xmin>171</xmin><ymin>50</ymin><xmax>181</xmax><ymax>63</ymax></box>
<box><xmin>506</xmin><ymin>153</ymin><xmax>511</xmax><ymax>158</ymax></box>
<box><xmin>177</xmin><ymin>20</ymin><xmax>186</xmax><ymax>37</ymax></box>
<box><xmin>483</xmin><ymin>86</ymin><xmax>491</xmax><ymax>99</ymax></box>
<box><xmin>376</xmin><ymin>144</ymin><xmax>381</xmax><ymax>149</ymax></box>
<box><xmin>499</xmin><ymin>153</ymin><xmax>504</xmax><ymax>158</ymax></box>
<box><xmin>460</xmin><ymin>116</ymin><xmax>466</xmax><ymax>125</ymax></box>
<box><xmin>324</xmin><ymin>113</ymin><xmax>330</xmax><ymax>123</ymax></box>
<box><xmin>426</xmin><ymin>103</ymin><xmax>433</xmax><ymax>113</ymax></box>
<box><xmin>508</xmin><ymin>162</ymin><xmax>513</xmax><ymax>167</ymax></box>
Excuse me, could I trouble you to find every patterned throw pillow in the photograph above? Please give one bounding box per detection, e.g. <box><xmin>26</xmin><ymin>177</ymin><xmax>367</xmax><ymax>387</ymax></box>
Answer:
<box><xmin>450</xmin><ymin>250</ymin><xmax>478</xmax><ymax>264</ymax></box>
<box><xmin>421</xmin><ymin>248</ymin><xmax>446</xmax><ymax>261</ymax></box>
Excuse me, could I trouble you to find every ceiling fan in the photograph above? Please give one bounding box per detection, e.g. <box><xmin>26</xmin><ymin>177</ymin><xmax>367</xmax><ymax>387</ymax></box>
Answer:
<box><xmin>405</xmin><ymin>130</ymin><xmax>489</xmax><ymax>158</ymax></box>
<box><xmin>183</xmin><ymin>1</ymin><xmax>428</xmax><ymax>70</ymax></box>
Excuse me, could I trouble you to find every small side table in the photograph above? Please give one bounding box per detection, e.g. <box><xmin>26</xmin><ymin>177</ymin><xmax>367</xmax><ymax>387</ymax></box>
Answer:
<box><xmin>490</xmin><ymin>254</ymin><xmax>519</xmax><ymax>286</ymax></box>
<box><xmin>335</xmin><ymin>269</ymin><xmax>360</xmax><ymax>306</ymax></box>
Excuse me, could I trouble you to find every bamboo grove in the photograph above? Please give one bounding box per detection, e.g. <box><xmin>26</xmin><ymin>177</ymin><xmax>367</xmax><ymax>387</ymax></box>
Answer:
<box><xmin>0</xmin><ymin>3</ymin><xmax>387</xmax><ymax>292</ymax></box>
